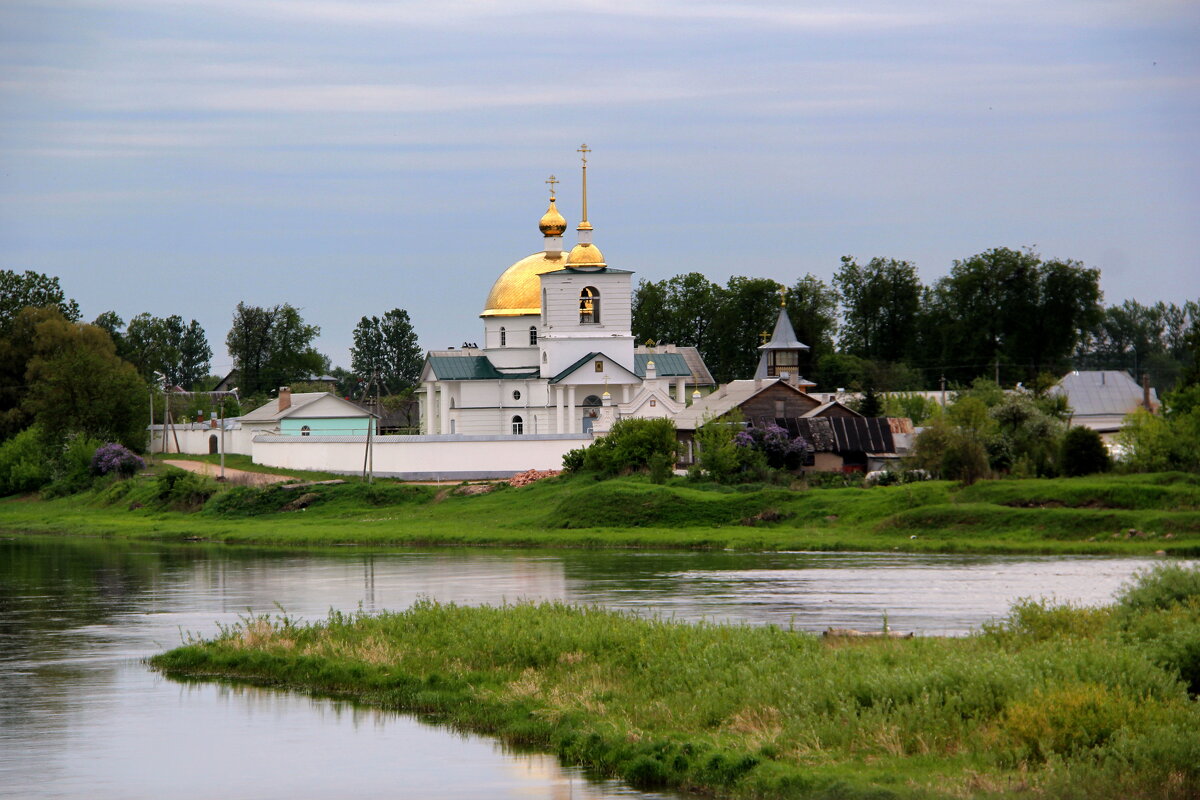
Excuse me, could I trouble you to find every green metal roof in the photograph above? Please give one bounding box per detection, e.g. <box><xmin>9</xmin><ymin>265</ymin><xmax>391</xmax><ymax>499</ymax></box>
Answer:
<box><xmin>548</xmin><ymin>352</ymin><xmax>603</xmax><ymax>384</ymax></box>
<box><xmin>634</xmin><ymin>352</ymin><xmax>691</xmax><ymax>378</ymax></box>
<box><xmin>426</xmin><ymin>355</ymin><xmax>505</xmax><ymax>381</ymax></box>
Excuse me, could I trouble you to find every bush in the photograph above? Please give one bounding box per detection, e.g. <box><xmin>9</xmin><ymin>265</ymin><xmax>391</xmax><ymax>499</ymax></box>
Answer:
<box><xmin>90</xmin><ymin>442</ymin><xmax>145</xmax><ymax>477</ymax></box>
<box><xmin>1059</xmin><ymin>426</ymin><xmax>1111</xmax><ymax>477</ymax></box>
<box><xmin>155</xmin><ymin>467</ymin><xmax>218</xmax><ymax>511</ymax></box>
<box><xmin>0</xmin><ymin>426</ymin><xmax>52</xmax><ymax>496</ymax></box>
<box><xmin>561</xmin><ymin>447</ymin><xmax>586</xmax><ymax>474</ymax></box>
<box><xmin>582</xmin><ymin>418</ymin><xmax>676</xmax><ymax>476</ymax></box>
<box><xmin>734</xmin><ymin>425</ymin><xmax>808</xmax><ymax>470</ymax></box>
<box><xmin>40</xmin><ymin>433</ymin><xmax>103</xmax><ymax>498</ymax></box>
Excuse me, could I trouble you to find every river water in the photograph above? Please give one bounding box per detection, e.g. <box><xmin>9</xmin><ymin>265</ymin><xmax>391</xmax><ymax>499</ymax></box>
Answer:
<box><xmin>0</xmin><ymin>536</ymin><xmax>1167</xmax><ymax>799</ymax></box>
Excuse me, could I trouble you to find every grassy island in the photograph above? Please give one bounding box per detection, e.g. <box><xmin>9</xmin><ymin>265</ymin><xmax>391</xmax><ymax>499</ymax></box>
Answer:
<box><xmin>1</xmin><ymin>459</ymin><xmax>1199</xmax><ymax>555</ymax></box>
<box><xmin>153</xmin><ymin>565</ymin><xmax>1200</xmax><ymax>799</ymax></box>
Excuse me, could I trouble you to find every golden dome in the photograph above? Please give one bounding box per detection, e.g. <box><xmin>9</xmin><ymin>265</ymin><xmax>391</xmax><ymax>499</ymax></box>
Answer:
<box><xmin>538</xmin><ymin>198</ymin><xmax>567</xmax><ymax>236</ymax></box>
<box><xmin>567</xmin><ymin>241</ymin><xmax>606</xmax><ymax>268</ymax></box>
<box><xmin>481</xmin><ymin>251</ymin><xmax>566</xmax><ymax>317</ymax></box>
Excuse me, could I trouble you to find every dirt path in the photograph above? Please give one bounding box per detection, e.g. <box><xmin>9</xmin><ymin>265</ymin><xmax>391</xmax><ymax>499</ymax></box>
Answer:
<box><xmin>161</xmin><ymin>459</ymin><xmax>293</xmax><ymax>485</ymax></box>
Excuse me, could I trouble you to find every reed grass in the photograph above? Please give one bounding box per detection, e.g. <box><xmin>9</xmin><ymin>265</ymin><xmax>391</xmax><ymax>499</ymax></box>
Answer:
<box><xmin>152</xmin><ymin>565</ymin><xmax>1200</xmax><ymax>799</ymax></box>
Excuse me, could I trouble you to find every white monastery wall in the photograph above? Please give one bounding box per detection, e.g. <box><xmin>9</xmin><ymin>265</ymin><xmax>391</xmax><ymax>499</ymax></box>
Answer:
<box><xmin>251</xmin><ymin>434</ymin><xmax>588</xmax><ymax>480</ymax></box>
<box><xmin>148</xmin><ymin>424</ymin><xmax>254</xmax><ymax>456</ymax></box>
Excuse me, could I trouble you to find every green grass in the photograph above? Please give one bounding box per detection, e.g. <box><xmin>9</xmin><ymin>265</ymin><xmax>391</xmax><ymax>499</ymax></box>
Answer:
<box><xmin>151</xmin><ymin>566</ymin><xmax>1200</xmax><ymax>799</ymax></box>
<box><xmin>2</xmin><ymin>470</ymin><xmax>1200</xmax><ymax>555</ymax></box>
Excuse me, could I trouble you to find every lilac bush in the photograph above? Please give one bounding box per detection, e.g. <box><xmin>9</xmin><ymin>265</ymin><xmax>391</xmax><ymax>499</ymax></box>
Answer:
<box><xmin>90</xmin><ymin>442</ymin><xmax>145</xmax><ymax>478</ymax></box>
<box><xmin>734</xmin><ymin>425</ymin><xmax>810</xmax><ymax>469</ymax></box>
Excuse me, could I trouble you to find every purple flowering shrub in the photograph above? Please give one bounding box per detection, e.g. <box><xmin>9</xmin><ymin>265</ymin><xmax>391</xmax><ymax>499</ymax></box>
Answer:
<box><xmin>734</xmin><ymin>425</ymin><xmax>810</xmax><ymax>469</ymax></box>
<box><xmin>90</xmin><ymin>443</ymin><xmax>145</xmax><ymax>478</ymax></box>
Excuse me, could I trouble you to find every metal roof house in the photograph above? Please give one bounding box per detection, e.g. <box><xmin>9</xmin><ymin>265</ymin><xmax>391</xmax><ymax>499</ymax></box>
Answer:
<box><xmin>1050</xmin><ymin>370</ymin><xmax>1158</xmax><ymax>439</ymax></box>
<box><xmin>240</xmin><ymin>388</ymin><xmax>377</xmax><ymax>437</ymax></box>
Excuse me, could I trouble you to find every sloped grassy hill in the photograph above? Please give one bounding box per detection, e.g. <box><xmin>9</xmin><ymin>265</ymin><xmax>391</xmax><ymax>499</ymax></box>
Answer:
<box><xmin>2</xmin><ymin>467</ymin><xmax>1198</xmax><ymax>554</ymax></box>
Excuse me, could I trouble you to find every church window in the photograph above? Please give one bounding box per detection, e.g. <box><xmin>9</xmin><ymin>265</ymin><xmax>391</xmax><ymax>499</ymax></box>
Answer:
<box><xmin>450</xmin><ymin>398</ymin><xmax>455</xmax><ymax>409</ymax></box>
<box><xmin>650</xmin><ymin>399</ymin><xmax>657</xmax><ymax>408</ymax></box>
<box><xmin>542</xmin><ymin>352</ymin><xmax>547</xmax><ymax>363</ymax></box>
<box><xmin>300</xmin><ymin>425</ymin><xmax>311</xmax><ymax>436</ymax></box>
<box><xmin>594</xmin><ymin>360</ymin><xmax>604</xmax><ymax>372</ymax></box>
<box><xmin>582</xmin><ymin>395</ymin><xmax>601</xmax><ymax>407</ymax></box>
<box><xmin>499</xmin><ymin>327</ymin><xmax>506</xmax><ymax>346</ymax></box>
<box><xmin>529</xmin><ymin>326</ymin><xmax>537</xmax><ymax>345</ymax></box>
<box><xmin>511</xmin><ymin>415</ymin><xmax>524</xmax><ymax>435</ymax></box>
<box><xmin>512</xmin><ymin>390</ymin><xmax>521</xmax><ymax>400</ymax></box>
<box><xmin>541</xmin><ymin>289</ymin><xmax>547</xmax><ymax>323</ymax></box>
<box><xmin>579</xmin><ymin>287</ymin><xmax>600</xmax><ymax>324</ymax></box>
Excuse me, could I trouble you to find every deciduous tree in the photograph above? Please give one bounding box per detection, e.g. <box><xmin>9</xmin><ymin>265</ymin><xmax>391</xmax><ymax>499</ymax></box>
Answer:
<box><xmin>350</xmin><ymin>308</ymin><xmax>423</xmax><ymax>395</ymax></box>
<box><xmin>225</xmin><ymin>303</ymin><xmax>326</xmax><ymax>395</ymax></box>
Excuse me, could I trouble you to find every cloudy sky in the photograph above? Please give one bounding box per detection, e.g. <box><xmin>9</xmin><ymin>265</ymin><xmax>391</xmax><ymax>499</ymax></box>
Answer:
<box><xmin>2</xmin><ymin>0</ymin><xmax>1197</xmax><ymax>374</ymax></box>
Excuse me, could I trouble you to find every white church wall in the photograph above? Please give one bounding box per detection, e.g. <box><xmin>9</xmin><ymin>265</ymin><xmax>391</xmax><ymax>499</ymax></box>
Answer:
<box><xmin>250</xmin><ymin>433</ymin><xmax>590</xmax><ymax>479</ymax></box>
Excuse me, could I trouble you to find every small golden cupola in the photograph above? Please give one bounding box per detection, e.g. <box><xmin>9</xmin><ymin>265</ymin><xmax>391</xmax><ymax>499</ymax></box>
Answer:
<box><xmin>567</xmin><ymin>143</ymin><xmax>606</xmax><ymax>270</ymax></box>
<box><xmin>539</xmin><ymin>174</ymin><xmax>568</xmax><ymax>238</ymax></box>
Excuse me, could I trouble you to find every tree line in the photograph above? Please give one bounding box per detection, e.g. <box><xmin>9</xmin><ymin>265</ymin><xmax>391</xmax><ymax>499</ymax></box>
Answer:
<box><xmin>632</xmin><ymin>247</ymin><xmax>1199</xmax><ymax>391</ymax></box>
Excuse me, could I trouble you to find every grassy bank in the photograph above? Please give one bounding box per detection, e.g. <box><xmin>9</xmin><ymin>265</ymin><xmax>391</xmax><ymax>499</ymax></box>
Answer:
<box><xmin>2</xmin><ymin>463</ymin><xmax>1199</xmax><ymax>554</ymax></box>
<box><xmin>152</xmin><ymin>566</ymin><xmax>1200</xmax><ymax>799</ymax></box>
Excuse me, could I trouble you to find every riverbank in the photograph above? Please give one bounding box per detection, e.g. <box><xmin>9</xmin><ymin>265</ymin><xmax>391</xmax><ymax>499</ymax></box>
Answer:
<box><xmin>152</xmin><ymin>566</ymin><xmax>1200</xmax><ymax>799</ymax></box>
<box><xmin>2</xmin><ymin>464</ymin><xmax>1199</xmax><ymax>554</ymax></box>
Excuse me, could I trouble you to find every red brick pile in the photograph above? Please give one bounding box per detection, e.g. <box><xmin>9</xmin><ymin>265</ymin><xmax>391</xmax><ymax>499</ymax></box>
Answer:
<box><xmin>507</xmin><ymin>469</ymin><xmax>560</xmax><ymax>487</ymax></box>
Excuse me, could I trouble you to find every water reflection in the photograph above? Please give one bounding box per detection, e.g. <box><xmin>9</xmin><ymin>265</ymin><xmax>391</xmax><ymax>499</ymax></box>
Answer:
<box><xmin>0</xmin><ymin>535</ymin><xmax>1172</xmax><ymax>800</ymax></box>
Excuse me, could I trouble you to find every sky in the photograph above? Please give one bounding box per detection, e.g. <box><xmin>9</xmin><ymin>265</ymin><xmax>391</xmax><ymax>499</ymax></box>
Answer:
<box><xmin>2</xmin><ymin>0</ymin><xmax>1198</xmax><ymax>377</ymax></box>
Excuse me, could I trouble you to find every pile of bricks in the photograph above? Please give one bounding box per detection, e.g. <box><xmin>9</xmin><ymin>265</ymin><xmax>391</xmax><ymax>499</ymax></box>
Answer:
<box><xmin>507</xmin><ymin>469</ymin><xmax>560</xmax><ymax>487</ymax></box>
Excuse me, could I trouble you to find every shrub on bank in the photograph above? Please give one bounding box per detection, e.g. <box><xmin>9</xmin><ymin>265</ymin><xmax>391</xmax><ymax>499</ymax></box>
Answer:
<box><xmin>90</xmin><ymin>442</ymin><xmax>145</xmax><ymax>478</ymax></box>
<box><xmin>155</xmin><ymin>467</ymin><xmax>218</xmax><ymax>511</ymax></box>
<box><xmin>0</xmin><ymin>426</ymin><xmax>51</xmax><ymax>496</ymax></box>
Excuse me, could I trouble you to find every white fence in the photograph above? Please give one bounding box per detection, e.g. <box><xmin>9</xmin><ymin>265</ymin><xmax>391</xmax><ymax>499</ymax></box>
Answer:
<box><xmin>251</xmin><ymin>433</ymin><xmax>590</xmax><ymax>480</ymax></box>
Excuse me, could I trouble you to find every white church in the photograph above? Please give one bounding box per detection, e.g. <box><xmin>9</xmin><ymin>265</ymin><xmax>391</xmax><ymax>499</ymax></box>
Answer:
<box><xmin>418</xmin><ymin>148</ymin><xmax>707</xmax><ymax>438</ymax></box>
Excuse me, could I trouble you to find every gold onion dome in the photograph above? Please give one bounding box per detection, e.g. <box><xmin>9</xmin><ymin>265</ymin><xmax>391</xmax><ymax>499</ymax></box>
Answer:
<box><xmin>567</xmin><ymin>241</ymin><xmax>606</xmax><ymax>267</ymax></box>
<box><xmin>538</xmin><ymin>198</ymin><xmax>567</xmax><ymax>236</ymax></box>
<box><xmin>481</xmin><ymin>251</ymin><xmax>565</xmax><ymax>317</ymax></box>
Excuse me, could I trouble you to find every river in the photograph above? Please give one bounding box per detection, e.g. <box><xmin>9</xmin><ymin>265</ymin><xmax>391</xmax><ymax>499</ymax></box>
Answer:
<box><xmin>0</xmin><ymin>536</ymin><xmax>1165</xmax><ymax>799</ymax></box>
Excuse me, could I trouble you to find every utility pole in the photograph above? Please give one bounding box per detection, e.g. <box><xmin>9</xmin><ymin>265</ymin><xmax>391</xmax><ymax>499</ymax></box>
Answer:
<box><xmin>940</xmin><ymin>374</ymin><xmax>947</xmax><ymax>409</ymax></box>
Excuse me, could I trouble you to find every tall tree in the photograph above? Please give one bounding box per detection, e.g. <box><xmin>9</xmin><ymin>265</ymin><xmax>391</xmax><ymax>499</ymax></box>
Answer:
<box><xmin>179</xmin><ymin>320</ymin><xmax>213</xmax><ymax>388</ymax></box>
<box><xmin>834</xmin><ymin>256</ymin><xmax>923</xmax><ymax>364</ymax></box>
<box><xmin>22</xmin><ymin>312</ymin><xmax>148</xmax><ymax>449</ymax></box>
<box><xmin>925</xmin><ymin>248</ymin><xmax>1101</xmax><ymax>384</ymax></box>
<box><xmin>0</xmin><ymin>270</ymin><xmax>80</xmax><ymax>335</ymax></box>
<box><xmin>707</xmin><ymin>277</ymin><xmax>782</xmax><ymax>384</ymax></box>
<box><xmin>350</xmin><ymin>308</ymin><xmax>423</xmax><ymax>394</ymax></box>
<box><xmin>226</xmin><ymin>303</ymin><xmax>326</xmax><ymax>395</ymax></box>
<box><xmin>123</xmin><ymin>313</ymin><xmax>212</xmax><ymax>388</ymax></box>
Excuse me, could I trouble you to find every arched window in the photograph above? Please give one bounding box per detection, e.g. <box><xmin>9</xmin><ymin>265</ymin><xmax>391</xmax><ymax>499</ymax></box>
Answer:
<box><xmin>511</xmin><ymin>415</ymin><xmax>524</xmax><ymax>435</ymax></box>
<box><xmin>499</xmin><ymin>326</ymin><xmax>506</xmax><ymax>346</ymax></box>
<box><xmin>529</xmin><ymin>326</ymin><xmax>537</xmax><ymax>345</ymax></box>
<box><xmin>579</xmin><ymin>287</ymin><xmax>600</xmax><ymax>324</ymax></box>
<box><xmin>583</xmin><ymin>394</ymin><xmax>602</xmax><ymax>407</ymax></box>
<box><xmin>542</xmin><ymin>351</ymin><xmax>547</xmax><ymax>363</ymax></box>
<box><xmin>300</xmin><ymin>425</ymin><xmax>311</xmax><ymax>436</ymax></box>
<box><xmin>450</xmin><ymin>397</ymin><xmax>455</xmax><ymax>409</ymax></box>
<box><xmin>208</xmin><ymin>434</ymin><xmax>218</xmax><ymax>454</ymax></box>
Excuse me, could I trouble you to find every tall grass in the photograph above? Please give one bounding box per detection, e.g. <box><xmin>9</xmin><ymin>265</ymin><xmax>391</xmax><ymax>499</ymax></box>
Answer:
<box><xmin>153</xmin><ymin>565</ymin><xmax>1200</xmax><ymax>799</ymax></box>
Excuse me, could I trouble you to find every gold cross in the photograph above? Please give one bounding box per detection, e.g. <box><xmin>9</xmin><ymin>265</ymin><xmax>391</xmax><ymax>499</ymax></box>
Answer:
<box><xmin>760</xmin><ymin>331</ymin><xmax>769</xmax><ymax>344</ymax></box>
<box><xmin>545</xmin><ymin>174</ymin><xmax>558</xmax><ymax>199</ymax></box>
<box><xmin>577</xmin><ymin>143</ymin><xmax>590</xmax><ymax>164</ymax></box>
<box><xmin>778</xmin><ymin>285</ymin><xmax>788</xmax><ymax>307</ymax></box>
